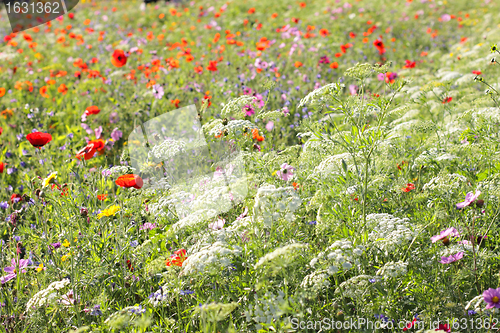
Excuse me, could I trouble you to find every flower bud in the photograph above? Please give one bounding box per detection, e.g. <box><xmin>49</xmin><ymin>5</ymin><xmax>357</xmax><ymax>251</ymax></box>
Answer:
<box><xmin>80</xmin><ymin>207</ymin><xmax>88</xmax><ymax>217</ymax></box>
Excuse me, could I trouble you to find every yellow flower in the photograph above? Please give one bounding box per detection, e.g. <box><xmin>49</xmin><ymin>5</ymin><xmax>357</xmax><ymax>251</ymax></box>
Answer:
<box><xmin>61</xmin><ymin>253</ymin><xmax>71</xmax><ymax>261</ymax></box>
<box><xmin>42</xmin><ymin>172</ymin><xmax>58</xmax><ymax>188</ymax></box>
<box><xmin>98</xmin><ymin>205</ymin><xmax>121</xmax><ymax>219</ymax></box>
<box><xmin>62</xmin><ymin>239</ymin><xmax>70</xmax><ymax>248</ymax></box>
<box><xmin>36</xmin><ymin>263</ymin><xmax>44</xmax><ymax>272</ymax></box>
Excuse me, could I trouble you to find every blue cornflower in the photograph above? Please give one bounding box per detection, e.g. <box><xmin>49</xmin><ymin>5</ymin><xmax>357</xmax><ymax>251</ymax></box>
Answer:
<box><xmin>179</xmin><ymin>290</ymin><xmax>194</xmax><ymax>296</ymax></box>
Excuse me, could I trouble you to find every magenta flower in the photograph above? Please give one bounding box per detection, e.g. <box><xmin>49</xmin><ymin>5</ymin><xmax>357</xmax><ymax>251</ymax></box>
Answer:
<box><xmin>439</xmin><ymin>252</ymin><xmax>464</xmax><ymax>264</ymax></box>
<box><xmin>1</xmin><ymin>258</ymin><xmax>29</xmax><ymax>284</ymax></box>
<box><xmin>483</xmin><ymin>288</ymin><xmax>500</xmax><ymax>309</ymax></box>
<box><xmin>276</xmin><ymin>163</ymin><xmax>294</xmax><ymax>181</ymax></box>
<box><xmin>431</xmin><ymin>227</ymin><xmax>460</xmax><ymax>243</ymax></box>
<box><xmin>456</xmin><ymin>190</ymin><xmax>481</xmax><ymax>209</ymax></box>
<box><xmin>140</xmin><ymin>223</ymin><xmax>157</xmax><ymax>231</ymax></box>
<box><xmin>243</xmin><ymin>104</ymin><xmax>255</xmax><ymax>116</ymax></box>
<box><xmin>208</xmin><ymin>218</ymin><xmax>225</xmax><ymax>230</ymax></box>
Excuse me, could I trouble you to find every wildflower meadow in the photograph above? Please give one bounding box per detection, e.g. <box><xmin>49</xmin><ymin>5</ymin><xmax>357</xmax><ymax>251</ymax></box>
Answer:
<box><xmin>1</xmin><ymin>0</ymin><xmax>500</xmax><ymax>332</ymax></box>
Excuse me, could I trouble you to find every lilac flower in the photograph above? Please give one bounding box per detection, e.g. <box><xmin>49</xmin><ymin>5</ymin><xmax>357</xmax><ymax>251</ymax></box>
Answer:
<box><xmin>94</xmin><ymin>126</ymin><xmax>103</xmax><ymax>140</ymax></box>
<box><xmin>0</xmin><ymin>202</ymin><xmax>8</xmax><ymax>210</ymax></box>
<box><xmin>276</xmin><ymin>163</ymin><xmax>294</xmax><ymax>181</ymax></box>
<box><xmin>152</xmin><ymin>84</ymin><xmax>164</xmax><ymax>99</ymax></box>
<box><xmin>109</xmin><ymin>112</ymin><xmax>119</xmax><ymax>124</ymax></box>
<box><xmin>456</xmin><ymin>190</ymin><xmax>481</xmax><ymax>209</ymax></box>
<box><xmin>1</xmin><ymin>258</ymin><xmax>29</xmax><ymax>284</ymax></box>
<box><xmin>483</xmin><ymin>288</ymin><xmax>500</xmax><ymax>309</ymax></box>
<box><xmin>431</xmin><ymin>227</ymin><xmax>460</xmax><ymax>243</ymax></box>
<box><xmin>90</xmin><ymin>304</ymin><xmax>102</xmax><ymax>316</ymax></box>
<box><xmin>439</xmin><ymin>252</ymin><xmax>464</xmax><ymax>264</ymax></box>
<box><xmin>208</xmin><ymin>218</ymin><xmax>225</xmax><ymax>230</ymax></box>
<box><xmin>130</xmin><ymin>240</ymin><xmax>138</xmax><ymax>247</ymax></box>
<box><xmin>111</xmin><ymin>128</ymin><xmax>123</xmax><ymax>142</ymax></box>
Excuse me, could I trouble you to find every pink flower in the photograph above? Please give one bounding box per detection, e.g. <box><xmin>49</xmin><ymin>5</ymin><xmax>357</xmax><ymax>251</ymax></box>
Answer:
<box><xmin>349</xmin><ymin>84</ymin><xmax>358</xmax><ymax>95</ymax></box>
<box><xmin>266</xmin><ymin>121</ymin><xmax>274</xmax><ymax>132</ymax></box>
<box><xmin>483</xmin><ymin>287</ymin><xmax>500</xmax><ymax>309</ymax></box>
<box><xmin>456</xmin><ymin>190</ymin><xmax>481</xmax><ymax>209</ymax></box>
<box><xmin>1</xmin><ymin>258</ymin><xmax>29</xmax><ymax>284</ymax></box>
<box><xmin>276</xmin><ymin>163</ymin><xmax>294</xmax><ymax>181</ymax></box>
<box><xmin>209</xmin><ymin>218</ymin><xmax>225</xmax><ymax>230</ymax></box>
<box><xmin>140</xmin><ymin>223</ymin><xmax>157</xmax><ymax>231</ymax></box>
<box><xmin>431</xmin><ymin>227</ymin><xmax>460</xmax><ymax>243</ymax></box>
<box><xmin>439</xmin><ymin>252</ymin><xmax>464</xmax><ymax>264</ymax></box>
<box><xmin>237</xmin><ymin>207</ymin><xmax>248</xmax><ymax>220</ymax></box>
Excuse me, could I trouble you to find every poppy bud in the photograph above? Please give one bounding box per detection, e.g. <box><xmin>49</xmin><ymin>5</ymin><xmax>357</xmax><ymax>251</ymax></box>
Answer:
<box><xmin>475</xmin><ymin>199</ymin><xmax>484</xmax><ymax>208</ymax></box>
<box><xmin>80</xmin><ymin>207</ymin><xmax>88</xmax><ymax>217</ymax></box>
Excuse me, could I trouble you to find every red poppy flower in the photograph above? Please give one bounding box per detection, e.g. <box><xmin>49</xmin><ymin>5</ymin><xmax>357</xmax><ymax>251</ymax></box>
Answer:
<box><xmin>373</xmin><ymin>39</ymin><xmax>386</xmax><ymax>54</ymax></box>
<box><xmin>26</xmin><ymin>132</ymin><xmax>52</xmax><ymax>148</ymax></box>
<box><xmin>126</xmin><ymin>259</ymin><xmax>134</xmax><ymax>271</ymax></box>
<box><xmin>84</xmin><ymin>106</ymin><xmax>100</xmax><ymax>116</ymax></box>
<box><xmin>0</xmin><ymin>161</ymin><xmax>4</xmax><ymax>173</ymax></box>
<box><xmin>75</xmin><ymin>139</ymin><xmax>105</xmax><ymax>160</ymax></box>
<box><xmin>97</xmin><ymin>194</ymin><xmax>108</xmax><ymax>201</ymax></box>
<box><xmin>207</xmin><ymin>60</ymin><xmax>218</xmax><ymax>71</ymax></box>
<box><xmin>403</xmin><ymin>60</ymin><xmax>416</xmax><ymax>68</ymax></box>
<box><xmin>10</xmin><ymin>193</ymin><xmax>22</xmax><ymax>203</ymax></box>
<box><xmin>166</xmin><ymin>248</ymin><xmax>188</xmax><ymax>267</ymax></box>
<box><xmin>111</xmin><ymin>49</ymin><xmax>127</xmax><ymax>67</ymax></box>
<box><xmin>472</xmin><ymin>70</ymin><xmax>481</xmax><ymax>75</ymax></box>
<box><xmin>115</xmin><ymin>174</ymin><xmax>143</xmax><ymax>189</ymax></box>
<box><xmin>402</xmin><ymin>183</ymin><xmax>415</xmax><ymax>192</ymax></box>
<box><xmin>442</xmin><ymin>97</ymin><xmax>452</xmax><ymax>104</ymax></box>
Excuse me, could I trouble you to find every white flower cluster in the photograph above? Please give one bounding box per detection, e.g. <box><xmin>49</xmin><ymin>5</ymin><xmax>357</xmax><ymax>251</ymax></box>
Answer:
<box><xmin>471</xmin><ymin>107</ymin><xmax>500</xmax><ymax>123</ymax></box>
<box><xmin>336</xmin><ymin>275</ymin><xmax>377</xmax><ymax>299</ymax></box>
<box><xmin>413</xmin><ymin>148</ymin><xmax>447</xmax><ymax>166</ymax></box>
<box><xmin>309</xmin><ymin>239</ymin><xmax>365</xmax><ymax>274</ymax></box>
<box><xmin>26</xmin><ymin>278</ymin><xmax>70</xmax><ymax>311</ymax></box>
<box><xmin>366</xmin><ymin>213</ymin><xmax>417</xmax><ymax>253</ymax></box>
<box><xmin>147</xmin><ymin>194</ymin><xmax>177</xmax><ymax>218</ymax></box>
<box><xmin>182</xmin><ymin>241</ymin><xmax>242</xmax><ymax>276</ymax></box>
<box><xmin>308</xmin><ymin>153</ymin><xmax>354</xmax><ymax>179</ymax></box>
<box><xmin>298</xmin><ymin>82</ymin><xmax>343</xmax><ymax>108</ymax></box>
<box><xmin>148</xmin><ymin>138</ymin><xmax>187</xmax><ymax>162</ymax></box>
<box><xmin>254</xmin><ymin>243</ymin><xmax>307</xmax><ymax>273</ymax></box>
<box><xmin>208</xmin><ymin>119</ymin><xmax>258</xmax><ymax>137</ymax></box>
<box><xmin>422</xmin><ymin>173</ymin><xmax>467</xmax><ymax>194</ymax></box>
<box><xmin>244</xmin><ymin>291</ymin><xmax>287</xmax><ymax>328</ymax></box>
<box><xmin>300</xmin><ymin>270</ymin><xmax>331</xmax><ymax>294</ymax></box>
<box><xmin>253</xmin><ymin>185</ymin><xmax>302</xmax><ymax>226</ymax></box>
<box><xmin>376</xmin><ymin>261</ymin><xmax>408</xmax><ymax>280</ymax></box>
<box><xmin>169</xmin><ymin>208</ymin><xmax>219</xmax><ymax>234</ymax></box>
<box><xmin>220</xmin><ymin>95</ymin><xmax>256</xmax><ymax>115</ymax></box>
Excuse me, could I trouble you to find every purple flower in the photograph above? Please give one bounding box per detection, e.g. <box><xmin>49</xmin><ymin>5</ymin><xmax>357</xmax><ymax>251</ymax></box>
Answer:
<box><xmin>109</xmin><ymin>112</ymin><xmax>119</xmax><ymax>124</ymax></box>
<box><xmin>483</xmin><ymin>288</ymin><xmax>500</xmax><ymax>309</ymax></box>
<box><xmin>94</xmin><ymin>126</ymin><xmax>103</xmax><ymax>140</ymax></box>
<box><xmin>1</xmin><ymin>258</ymin><xmax>29</xmax><ymax>284</ymax></box>
<box><xmin>179</xmin><ymin>290</ymin><xmax>194</xmax><ymax>295</ymax></box>
<box><xmin>276</xmin><ymin>163</ymin><xmax>294</xmax><ymax>181</ymax></box>
<box><xmin>51</xmin><ymin>242</ymin><xmax>61</xmax><ymax>249</ymax></box>
<box><xmin>111</xmin><ymin>128</ymin><xmax>123</xmax><ymax>142</ymax></box>
<box><xmin>439</xmin><ymin>252</ymin><xmax>464</xmax><ymax>264</ymax></box>
<box><xmin>456</xmin><ymin>190</ymin><xmax>481</xmax><ymax>209</ymax></box>
<box><xmin>431</xmin><ymin>227</ymin><xmax>460</xmax><ymax>243</ymax></box>
<box><xmin>0</xmin><ymin>202</ymin><xmax>8</xmax><ymax>209</ymax></box>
